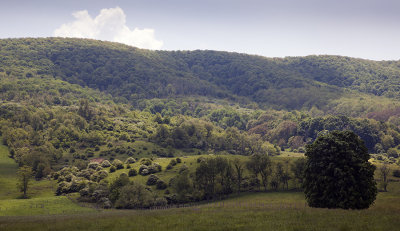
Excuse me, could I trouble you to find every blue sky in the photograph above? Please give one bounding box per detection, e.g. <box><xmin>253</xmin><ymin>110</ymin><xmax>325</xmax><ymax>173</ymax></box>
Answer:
<box><xmin>1</xmin><ymin>0</ymin><xmax>399</xmax><ymax>60</ymax></box>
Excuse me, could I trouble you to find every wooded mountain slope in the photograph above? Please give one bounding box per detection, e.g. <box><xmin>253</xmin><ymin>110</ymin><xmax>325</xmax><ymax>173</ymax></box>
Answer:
<box><xmin>1</xmin><ymin>38</ymin><xmax>399</xmax><ymax>109</ymax></box>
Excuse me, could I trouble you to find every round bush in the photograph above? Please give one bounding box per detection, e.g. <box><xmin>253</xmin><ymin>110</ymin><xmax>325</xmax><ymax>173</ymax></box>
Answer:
<box><xmin>101</xmin><ymin>160</ymin><xmax>111</xmax><ymax>168</ymax></box>
<box><xmin>125</xmin><ymin>157</ymin><xmax>136</xmax><ymax>164</ymax></box>
<box><xmin>109</xmin><ymin>166</ymin><xmax>116</xmax><ymax>173</ymax></box>
<box><xmin>169</xmin><ymin>159</ymin><xmax>177</xmax><ymax>166</ymax></box>
<box><xmin>112</xmin><ymin>159</ymin><xmax>124</xmax><ymax>170</ymax></box>
<box><xmin>146</xmin><ymin>174</ymin><xmax>159</xmax><ymax>186</ymax></box>
<box><xmin>156</xmin><ymin>180</ymin><xmax>167</xmax><ymax>190</ymax></box>
<box><xmin>129</xmin><ymin>168</ymin><xmax>138</xmax><ymax>177</ymax></box>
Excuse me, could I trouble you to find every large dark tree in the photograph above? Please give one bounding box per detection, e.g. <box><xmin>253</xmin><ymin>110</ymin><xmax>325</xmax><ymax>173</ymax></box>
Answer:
<box><xmin>303</xmin><ymin>130</ymin><xmax>377</xmax><ymax>209</ymax></box>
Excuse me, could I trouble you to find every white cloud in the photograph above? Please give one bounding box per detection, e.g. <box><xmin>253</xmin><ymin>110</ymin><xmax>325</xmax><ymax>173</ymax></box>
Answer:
<box><xmin>54</xmin><ymin>7</ymin><xmax>163</xmax><ymax>49</ymax></box>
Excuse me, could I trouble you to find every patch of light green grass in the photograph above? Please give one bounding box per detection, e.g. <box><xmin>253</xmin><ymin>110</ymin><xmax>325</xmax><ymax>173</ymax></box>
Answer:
<box><xmin>0</xmin><ymin>196</ymin><xmax>96</xmax><ymax>216</ymax></box>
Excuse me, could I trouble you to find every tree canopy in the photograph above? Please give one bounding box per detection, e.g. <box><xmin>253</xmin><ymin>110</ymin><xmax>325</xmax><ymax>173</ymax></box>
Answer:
<box><xmin>303</xmin><ymin>130</ymin><xmax>377</xmax><ymax>209</ymax></box>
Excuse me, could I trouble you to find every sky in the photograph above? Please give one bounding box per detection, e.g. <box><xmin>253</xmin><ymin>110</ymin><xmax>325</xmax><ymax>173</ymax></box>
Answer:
<box><xmin>0</xmin><ymin>0</ymin><xmax>399</xmax><ymax>60</ymax></box>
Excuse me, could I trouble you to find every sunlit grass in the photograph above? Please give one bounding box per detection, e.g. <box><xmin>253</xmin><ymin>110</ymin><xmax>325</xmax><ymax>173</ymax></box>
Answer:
<box><xmin>1</xmin><ymin>185</ymin><xmax>399</xmax><ymax>231</ymax></box>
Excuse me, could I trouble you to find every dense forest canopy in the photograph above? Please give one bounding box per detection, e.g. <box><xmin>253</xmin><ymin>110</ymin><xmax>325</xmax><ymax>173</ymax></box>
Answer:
<box><xmin>1</xmin><ymin>38</ymin><xmax>400</xmax><ymax>110</ymax></box>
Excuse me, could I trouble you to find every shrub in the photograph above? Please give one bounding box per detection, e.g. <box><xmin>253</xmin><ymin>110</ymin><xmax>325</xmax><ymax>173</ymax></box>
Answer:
<box><xmin>197</xmin><ymin>157</ymin><xmax>206</xmax><ymax>163</ymax></box>
<box><xmin>156</xmin><ymin>180</ymin><xmax>167</xmax><ymax>190</ymax></box>
<box><xmin>176</xmin><ymin>158</ymin><xmax>182</xmax><ymax>163</ymax></box>
<box><xmin>125</xmin><ymin>157</ymin><xmax>136</xmax><ymax>164</ymax></box>
<box><xmin>387</xmin><ymin>148</ymin><xmax>399</xmax><ymax>158</ymax></box>
<box><xmin>88</xmin><ymin>162</ymin><xmax>100</xmax><ymax>170</ymax></box>
<box><xmin>115</xmin><ymin>182</ymin><xmax>155</xmax><ymax>209</ymax></box>
<box><xmin>139</xmin><ymin>165</ymin><xmax>149</xmax><ymax>175</ymax></box>
<box><xmin>112</xmin><ymin>159</ymin><xmax>124</xmax><ymax>170</ymax></box>
<box><xmin>169</xmin><ymin>159</ymin><xmax>177</xmax><ymax>166</ymax></box>
<box><xmin>147</xmin><ymin>174</ymin><xmax>159</xmax><ymax>185</ymax></box>
<box><xmin>154</xmin><ymin>197</ymin><xmax>167</xmax><ymax>206</ymax></box>
<box><xmin>153</xmin><ymin>162</ymin><xmax>162</xmax><ymax>172</ymax></box>
<box><xmin>91</xmin><ymin>170</ymin><xmax>109</xmax><ymax>182</ymax></box>
<box><xmin>128</xmin><ymin>168</ymin><xmax>138</xmax><ymax>177</ymax></box>
<box><xmin>166</xmin><ymin>164</ymin><xmax>173</xmax><ymax>170</ymax></box>
<box><xmin>109</xmin><ymin>166</ymin><xmax>116</xmax><ymax>173</ymax></box>
<box><xmin>99</xmin><ymin>197</ymin><xmax>112</xmax><ymax>209</ymax></box>
<box><xmin>140</xmin><ymin>158</ymin><xmax>152</xmax><ymax>166</ymax></box>
<box><xmin>126</xmin><ymin>164</ymin><xmax>131</xmax><ymax>169</ymax></box>
<box><xmin>101</xmin><ymin>160</ymin><xmax>111</xmax><ymax>168</ymax></box>
<box><xmin>393</xmin><ymin>169</ymin><xmax>400</xmax><ymax>178</ymax></box>
<box><xmin>179</xmin><ymin>164</ymin><xmax>189</xmax><ymax>173</ymax></box>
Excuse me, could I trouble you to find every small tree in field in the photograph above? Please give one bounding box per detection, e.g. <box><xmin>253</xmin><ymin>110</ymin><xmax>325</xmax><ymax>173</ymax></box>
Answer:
<box><xmin>303</xmin><ymin>130</ymin><xmax>377</xmax><ymax>209</ymax></box>
<box><xmin>17</xmin><ymin>166</ymin><xmax>33</xmax><ymax>198</ymax></box>
<box><xmin>379</xmin><ymin>163</ymin><xmax>390</xmax><ymax>192</ymax></box>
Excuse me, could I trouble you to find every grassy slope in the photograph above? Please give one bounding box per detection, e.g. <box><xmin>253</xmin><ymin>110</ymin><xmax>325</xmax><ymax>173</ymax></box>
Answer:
<box><xmin>0</xmin><ymin>139</ymin><xmax>95</xmax><ymax>216</ymax></box>
<box><xmin>0</xmin><ymin>140</ymin><xmax>18</xmax><ymax>199</ymax></box>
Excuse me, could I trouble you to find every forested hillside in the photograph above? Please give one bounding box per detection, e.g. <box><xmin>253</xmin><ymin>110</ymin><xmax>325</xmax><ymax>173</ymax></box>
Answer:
<box><xmin>1</xmin><ymin>37</ymin><xmax>400</xmax><ymax>175</ymax></box>
<box><xmin>1</xmin><ymin>38</ymin><xmax>400</xmax><ymax>110</ymax></box>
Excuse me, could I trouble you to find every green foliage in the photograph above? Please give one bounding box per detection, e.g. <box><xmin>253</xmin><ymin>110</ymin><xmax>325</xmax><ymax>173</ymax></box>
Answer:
<box><xmin>115</xmin><ymin>182</ymin><xmax>155</xmax><ymax>209</ymax></box>
<box><xmin>17</xmin><ymin>166</ymin><xmax>33</xmax><ymax>198</ymax></box>
<box><xmin>109</xmin><ymin>173</ymin><xmax>130</xmax><ymax>203</ymax></box>
<box><xmin>156</xmin><ymin>179</ymin><xmax>167</xmax><ymax>190</ymax></box>
<box><xmin>194</xmin><ymin>157</ymin><xmax>234</xmax><ymax>199</ymax></box>
<box><xmin>146</xmin><ymin>174</ymin><xmax>159</xmax><ymax>186</ymax></box>
<box><xmin>112</xmin><ymin>159</ymin><xmax>124</xmax><ymax>170</ymax></box>
<box><xmin>393</xmin><ymin>169</ymin><xmax>400</xmax><ymax>178</ymax></box>
<box><xmin>170</xmin><ymin>166</ymin><xmax>193</xmax><ymax>202</ymax></box>
<box><xmin>246</xmin><ymin>154</ymin><xmax>272</xmax><ymax>191</ymax></box>
<box><xmin>291</xmin><ymin>158</ymin><xmax>306</xmax><ymax>188</ymax></box>
<box><xmin>304</xmin><ymin>130</ymin><xmax>377</xmax><ymax>209</ymax></box>
<box><xmin>128</xmin><ymin>168</ymin><xmax>137</xmax><ymax>177</ymax></box>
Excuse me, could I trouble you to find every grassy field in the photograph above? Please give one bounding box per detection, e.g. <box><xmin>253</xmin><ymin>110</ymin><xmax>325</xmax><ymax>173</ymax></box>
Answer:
<box><xmin>0</xmin><ymin>186</ymin><xmax>399</xmax><ymax>231</ymax></box>
<box><xmin>1</xmin><ymin>139</ymin><xmax>400</xmax><ymax>230</ymax></box>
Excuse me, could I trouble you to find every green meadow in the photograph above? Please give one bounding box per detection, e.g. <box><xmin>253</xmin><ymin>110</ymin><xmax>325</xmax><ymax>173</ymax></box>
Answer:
<box><xmin>1</xmin><ymin>138</ymin><xmax>400</xmax><ymax>231</ymax></box>
<box><xmin>1</xmin><ymin>187</ymin><xmax>399</xmax><ymax>231</ymax></box>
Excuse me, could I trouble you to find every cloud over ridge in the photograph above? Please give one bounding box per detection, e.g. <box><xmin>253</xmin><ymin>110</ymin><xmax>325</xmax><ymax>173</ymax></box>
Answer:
<box><xmin>54</xmin><ymin>7</ymin><xmax>163</xmax><ymax>49</ymax></box>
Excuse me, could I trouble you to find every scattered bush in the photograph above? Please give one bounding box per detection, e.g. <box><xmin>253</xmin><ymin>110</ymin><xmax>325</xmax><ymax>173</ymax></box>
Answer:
<box><xmin>101</xmin><ymin>160</ymin><xmax>111</xmax><ymax>168</ymax></box>
<box><xmin>197</xmin><ymin>157</ymin><xmax>206</xmax><ymax>163</ymax></box>
<box><xmin>140</xmin><ymin>158</ymin><xmax>152</xmax><ymax>166</ymax></box>
<box><xmin>91</xmin><ymin>170</ymin><xmax>109</xmax><ymax>182</ymax></box>
<box><xmin>176</xmin><ymin>158</ymin><xmax>182</xmax><ymax>163</ymax></box>
<box><xmin>112</xmin><ymin>159</ymin><xmax>124</xmax><ymax>169</ymax></box>
<box><xmin>387</xmin><ymin>148</ymin><xmax>399</xmax><ymax>158</ymax></box>
<box><xmin>156</xmin><ymin>180</ymin><xmax>167</xmax><ymax>190</ymax></box>
<box><xmin>147</xmin><ymin>174</ymin><xmax>159</xmax><ymax>186</ymax></box>
<box><xmin>125</xmin><ymin>157</ymin><xmax>136</xmax><ymax>164</ymax></box>
<box><xmin>109</xmin><ymin>166</ymin><xmax>116</xmax><ymax>173</ymax></box>
<box><xmin>169</xmin><ymin>159</ymin><xmax>177</xmax><ymax>166</ymax></box>
<box><xmin>393</xmin><ymin>169</ymin><xmax>400</xmax><ymax>178</ymax></box>
<box><xmin>88</xmin><ymin>162</ymin><xmax>100</xmax><ymax>170</ymax></box>
<box><xmin>128</xmin><ymin>168</ymin><xmax>138</xmax><ymax>177</ymax></box>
